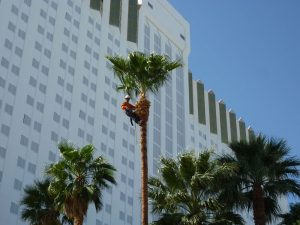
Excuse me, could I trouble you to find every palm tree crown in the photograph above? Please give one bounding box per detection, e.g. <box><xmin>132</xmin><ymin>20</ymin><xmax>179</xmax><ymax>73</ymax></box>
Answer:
<box><xmin>107</xmin><ymin>51</ymin><xmax>181</xmax><ymax>97</ymax></box>
<box><xmin>46</xmin><ymin>142</ymin><xmax>116</xmax><ymax>225</ymax></box>
<box><xmin>219</xmin><ymin>135</ymin><xmax>300</xmax><ymax>225</ymax></box>
<box><xmin>148</xmin><ymin>151</ymin><xmax>245</xmax><ymax>225</ymax></box>
<box><xmin>20</xmin><ymin>179</ymin><xmax>66</xmax><ymax>225</ymax></box>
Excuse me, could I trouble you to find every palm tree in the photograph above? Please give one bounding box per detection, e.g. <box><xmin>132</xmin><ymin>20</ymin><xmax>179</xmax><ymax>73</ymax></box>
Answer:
<box><xmin>107</xmin><ymin>51</ymin><xmax>181</xmax><ymax>225</ymax></box>
<box><xmin>20</xmin><ymin>178</ymin><xmax>70</xmax><ymax>225</ymax></box>
<box><xmin>278</xmin><ymin>202</ymin><xmax>300</xmax><ymax>225</ymax></box>
<box><xmin>46</xmin><ymin>142</ymin><xmax>116</xmax><ymax>225</ymax></box>
<box><xmin>148</xmin><ymin>151</ymin><xmax>245</xmax><ymax>225</ymax></box>
<box><xmin>218</xmin><ymin>135</ymin><xmax>300</xmax><ymax>225</ymax></box>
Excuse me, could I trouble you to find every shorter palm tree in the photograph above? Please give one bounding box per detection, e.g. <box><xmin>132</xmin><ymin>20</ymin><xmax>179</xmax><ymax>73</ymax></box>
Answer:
<box><xmin>20</xmin><ymin>179</ymin><xmax>70</xmax><ymax>225</ymax></box>
<box><xmin>46</xmin><ymin>142</ymin><xmax>116</xmax><ymax>225</ymax></box>
<box><xmin>148</xmin><ymin>151</ymin><xmax>245</xmax><ymax>225</ymax></box>
<box><xmin>219</xmin><ymin>135</ymin><xmax>300</xmax><ymax>225</ymax></box>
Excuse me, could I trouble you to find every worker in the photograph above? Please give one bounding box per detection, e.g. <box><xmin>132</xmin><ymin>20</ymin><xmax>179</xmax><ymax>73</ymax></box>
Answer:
<box><xmin>121</xmin><ymin>95</ymin><xmax>141</xmax><ymax>126</ymax></box>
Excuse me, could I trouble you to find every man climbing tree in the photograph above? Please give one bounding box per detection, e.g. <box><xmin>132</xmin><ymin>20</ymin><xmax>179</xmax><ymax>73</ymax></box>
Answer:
<box><xmin>107</xmin><ymin>52</ymin><xmax>181</xmax><ymax>225</ymax></box>
<box><xmin>121</xmin><ymin>95</ymin><xmax>141</xmax><ymax>126</ymax></box>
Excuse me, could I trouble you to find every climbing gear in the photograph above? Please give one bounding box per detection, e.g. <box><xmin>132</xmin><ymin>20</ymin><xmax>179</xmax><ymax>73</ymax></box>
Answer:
<box><xmin>124</xmin><ymin>95</ymin><xmax>130</xmax><ymax>99</ymax></box>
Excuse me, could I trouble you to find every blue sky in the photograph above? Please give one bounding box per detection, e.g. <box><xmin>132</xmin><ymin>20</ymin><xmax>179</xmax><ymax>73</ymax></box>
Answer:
<box><xmin>169</xmin><ymin>0</ymin><xmax>300</xmax><ymax>202</ymax></box>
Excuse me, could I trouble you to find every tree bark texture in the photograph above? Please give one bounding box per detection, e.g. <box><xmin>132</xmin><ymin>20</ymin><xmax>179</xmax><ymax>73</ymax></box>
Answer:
<box><xmin>74</xmin><ymin>216</ymin><xmax>83</xmax><ymax>225</ymax></box>
<box><xmin>253</xmin><ymin>183</ymin><xmax>266</xmax><ymax>225</ymax></box>
<box><xmin>135</xmin><ymin>95</ymin><xmax>150</xmax><ymax>225</ymax></box>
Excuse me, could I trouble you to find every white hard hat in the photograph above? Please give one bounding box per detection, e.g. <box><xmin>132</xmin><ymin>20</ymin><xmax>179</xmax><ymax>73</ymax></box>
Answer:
<box><xmin>124</xmin><ymin>95</ymin><xmax>130</xmax><ymax>99</ymax></box>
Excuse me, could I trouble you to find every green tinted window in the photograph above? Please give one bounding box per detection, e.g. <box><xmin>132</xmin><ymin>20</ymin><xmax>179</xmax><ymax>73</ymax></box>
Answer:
<box><xmin>239</xmin><ymin>120</ymin><xmax>247</xmax><ymax>142</ymax></box>
<box><xmin>188</xmin><ymin>72</ymin><xmax>194</xmax><ymax>114</ymax></box>
<box><xmin>197</xmin><ymin>82</ymin><xmax>206</xmax><ymax>124</ymax></box>
<box><xmin>219</xmin><ymin>102</ymin><xmax>228</xmax><ymax>143</ymax></box>
<box><xmin>208</xmin><ymin>91</ymin><xmax>217</xmax><ymax>134</ymax></box>
<box><xmin>110</xmin><ymin>0</ymin><xmax>121</xmax><ymax>27</ymax></box>
<box><xmin>127</xmin><ymin>0</ymin><xmax>138</xmax><ymax>43</ymax></box>
<box><xmin>229</xmin><ymin>112</ymin><xmax>237</xmax><ymax>142</ymax></box>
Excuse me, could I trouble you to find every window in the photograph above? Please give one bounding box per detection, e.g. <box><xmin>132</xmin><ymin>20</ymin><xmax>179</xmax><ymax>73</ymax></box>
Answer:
<box><xmin>94</xmin><ymin>37</ymin><xmax>100</xmax><ymax>46</ymax></box>
<box><xmin>103</xmin><ymin>108</ymin><xmax>108</xmax><ymax>118</ymax></box>
<box><xmin>4</xmin><ymin>103</ymin><xmax>13</xmax><ymax>115</ymax></box>
<box><xmin>108</xmin><ymin>148</ymin><xmax>114</xmax><ymax>157</ymax></box>
<box><xmin>89</xmin><ymin>99</ymin><xmax>95</xmax><ymax>108</ymax></box>
<box><xmin>87</xmin><ymin>30</ymin><xmax>93</xmax><ymax>39</ymax></box>
<box><xmin>75</xmin><ymin>5</ymin><xmax>81</xmax><ymax>14</ymax></box>
<box><xmin>102</xmin><ymin>125</ymin><xmax>108</xmax><ymax>135</ymax></box>
<box><xmin>84</xmin><ymin>61</ymin><xmax>90</xmax><ymax>70</ymax></box>
<box><xmin>109</xmin><ymin>131</ymin><xmax>115</xmax><ymax>140</ymax></box>
<box><xmin>70</xmin><ymin>50</ymin><xmax>76</xmax><ymax>59</ymax></box>
<box><xmin>121</xmin><ymin>174</ymin><xmax>126</xmax><ymax>183</ymax></box>
<box><xmin>110</xmin><ymin>114</ymin><xmax>116</xmax><ymax>123</ymax></box>
<box><xmin>88</xmin><ymin>116</ymin><xmax>94</xmax><ymax>126</ymax></box>
<box><xmin>31</xmin><ymin>141</ymin><xmax>39</xmax><ymax>153</ymax></box>
<box><xmin>11</xmin><ymin>64</ymin><xmax>20</xmax><ymax>75</ymax></box>
<box><xmin>18</xmin><ymin>29</ymin><xmax>26</xmax><ymax>40</ymax></box>
<box><xmin>86</xmin><ymin>134</ymin><xmax>93</xmax><ymax>142</ymax></box>
<box><xmin>62</xmin><ymin>43</ymin><xmax>68</xmax><ymax>53</ymax></box>
<box><xmin>11</xmin><ymin>4</ymin><xmax>19</xmax><ymax>15</ymax></box>
<box><xmin>122</xmin><ymin>139</ymin><xmax>128</xmax><ymax>148</ymax></box>
<box><xmin>8</xmin><ymin>22</ymin><xmax>16</xmax><ymax>32</ymax></box>
<box><xmin>53</xmin><ymin>112</ymin><xmax>60</xmax><ymax>123</ymax></box>
<box><xmin>46</xmin><ymin>32</ymin><xmax>53</xmax><ymax>42</ymax></box>
<box><xmin>24</xmin><ymin>0</ymin><xmax>31</xmax><ymax>6</ymax></box>
<box><xmin>10</xmin><ymin>202</ymin><xmax>19</xmax><ymax>214</ymax></box>
<box><xmin>66</xmin><ymin>83</ymin><xmax>73</xmax><ymax>93</ymax></box>
<box><xmin>65</xmin><ymin>12</ymin><xmax>71</xmax><ymax>22</ymax></box>
<box><xmin>101</xmin><ymin>143</ymin><xmax>107</xmax><ymax>152</ymax></box>
<box><xmin>128</xmin><ymin>196</ymin><xmax>133</xmax><ymax>206</ymax></box>
<box><xmin>111</xmin><ymin>98</ymin><xmax>117</xmax><ymax>107</ymax></box>
<box><xmin>49</xmin><ymin>151</ymin><xmax>56</xmax><ymax>162</ymax></box>
<box><xmin>120</xmin><ymin>192</ymin><xmax>126</xmax><ymax>201</ymax></box>
<box><xmin>68</xmin><ymin>66</ymin><xmax>75</xmax><ymax>76</ymax></box>
<box><xmin>4</xmin><ymin>39</ymin><xmax>13</xmax><ymax>50</ymax></box>
<box><xmin>39</xmin><ymin>83</ymin><xmax>47</xmax><ymax>93</ymax></box>
<box><xmin>93</xmin><ymin>52</ymin><xmax>99</xmax><ymax>60</ymax></box>
<box><xmin>8</xmin><ymin>83</ymin><xmax>17</xmax><ymax>95</ymax></box>
<box><xmin>26</xmin><ymin>95</ymin><xmax>34</xmax><ymax>106</ymax></box>
<box><xmin>73</xmin><ymin>19</ymin><xmax>80</xmax><ymax>29</ymax></box>
<box><xmin>62</xmin><ymin>119</ymin><xmax>69</xmax><ymax>129</ymax></box>
<box><xmin>37</xmin><ymin>25</ymin><xmax>45</xmax><ymax>35</ymax></box>
<box><xmin>34</xmin><ymin>121</ymin><xmax>42</xmax><ymax>132</ymax></box>
<box><xmin>15</xmin><ymin>46</ymin><xmax>23</xmax><ymax>57</ymax></box>
<box><xmin>0</xmin><ymin>146</ymin><xmax>6</xmax><ymax>158</ymax></box>
<box><xmin>0</xmin><ymin>77</ymin><xmax>5</xmax><ymax>88</ymax></box>
<box><xmin>1</xmin><ymin>57</ymin><xmax>9</xmax><ymax>69</ymax></box>
<box><xmin>32</xmin><ymin>58</ymin><xmax>39</xmax><ymax>69</ymax></box>
<box><xmin>51</xmin><ymin>131</ymin><xmax>58</xmax><ymax>142</ymax></box>
<box><xmin>36</xmin><ymin>102</ymin><xmax>44</xmax><ymax>113</ymax></box>
<box><xmin>83</xmin><ymin>76</ymin><xmax>88</xmax><ymax>86</ymax></box>
<box><xmin>67</xmin><ymin>0</ymin><xmax>73</xmax><ymax>7</ymax></box>
<box><xmin>21</xmin><ymin>13</ymin><xmax>29</xmax><ymax>22</ymax></box>
<box><xmin>90</xmin><ymin>83</ymin><xmax>96</xmax><ymax>92</ymax></box>
<box><xmin>129</xmin><ymin>161</ymin><xmax>134</xmax><ymax>170</ymax></box>
<box><xmin>64</xmin><ymin>27</ymin><xmax>70</xmax><ymax>37</ymax></box>
<box><xmin>92</xmin><ymin>67</ymin><xmax>98</xmax><ymax>76</ymax></box>
<box><xmin>20</xmin><ymin>135</ymin><xmax>29</xmax><ymax>147</ymax></box>
<box><xmin>55</xmin><ymin>94</ymin><xmax>62</xmax><ymax>104</ymax></box>
<box><xmin>64</xmin><ymin>100</ymin><xmax>71</xmax><ymax>110</ymax></box>
<box><xmin>129</xmin><ymin>144</ymin><xmax>135</xmax><ymax>153</ymax></box>
<box><xmin>121</xmin><ymin>156</ymin><xmax>127</xmax><ymax>165</ymax></box>
<box><xmin>78</xmin><ymin>128</ymin><xmax>84</xmax><ymax>138</ymax></box>
<box><xmin>72</xmin><ymin>34</ymin><xmax>78</xmax><ymax>43</ymax></box>
<box><xmin>28</xmin><ymin>162</ymin><xmax>36</xmax><ymax>174</ymax></box>
<box><xmin>43</xmin><ymin>48</ymin><xmax>51</xmax><ymax>58</ymax></box>
<box><xmin>41</xmin><ymin>65</ymin><xmax>49</xmax><ymax>76</ymax></box>
<box><xmin>17</xmin><ymin>156</ymin><xmax>25</xmax><ymax>168</ymax></box>
<box><xmin>28</xmin><ymin>76</ymin><xmax>37</xmax><ymax>87</ymax></box>
<box><xmin>79</xmin><ymin>110</ymin><xmax>86</xmax><ymax>120</ymax></box>
<box><xmin>85</xmin><ymin>45</ymin><xmax>91</xmax><ymax>54</ymax></box>
<box><xmin>14</xmin><ymin>179</ymin><xmax>22</xmax><ymax>191</ymax></box>
<box><xmin>40</xmin><ymin>9</ymin><xmax>47</xmax><ymax>18</ymax></box>
<box><xmin>57</xmin><ymin>76</ymin><xmax>64</xmax><ymax>86</ymax></box>
<box><xmin>60</xmin><ymin>59</ymin><xmax>66</xmax><ymax>69</ymax></box>
<box><xmin>23</xmin><ymin>114</ymin><xmax>31</xmax><ymax>126</ymax></box>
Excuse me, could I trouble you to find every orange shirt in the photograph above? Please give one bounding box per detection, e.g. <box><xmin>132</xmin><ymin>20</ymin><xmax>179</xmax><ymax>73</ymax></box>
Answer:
<box><xmin>121</xmin><ymin>102</ymin><xmax>136</xmax><ymax>111</ymax></box>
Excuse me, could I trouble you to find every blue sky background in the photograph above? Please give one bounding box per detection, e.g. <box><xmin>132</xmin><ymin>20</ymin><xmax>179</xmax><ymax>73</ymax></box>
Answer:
<box><xmin>169</xmin><ymin>0</ymin><xmax>300</xmax><ymax>203</ymax></box>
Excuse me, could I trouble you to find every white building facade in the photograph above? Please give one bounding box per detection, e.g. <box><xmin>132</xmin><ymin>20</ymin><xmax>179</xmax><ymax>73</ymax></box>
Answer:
<box><xmin>0</xmin><ymin>0</ymin><xmax>190</xmax><ymax>224</ymax></box>
<box><xmin>0</xmin><ymin>0</ymin><xmax>287</xmax><ymax>225</ymax></box>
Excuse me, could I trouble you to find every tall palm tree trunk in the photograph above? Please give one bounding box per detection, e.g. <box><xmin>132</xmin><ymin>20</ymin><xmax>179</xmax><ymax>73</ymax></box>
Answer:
<box><xmin>253</xmin><ymin>183</ymin><xmax>266</xmax><ymax>225</ymax></box>
<box><xmin>136</xmin><ymin>94</ymin><xmax>150</xmax><ymax>225</ymax></box>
